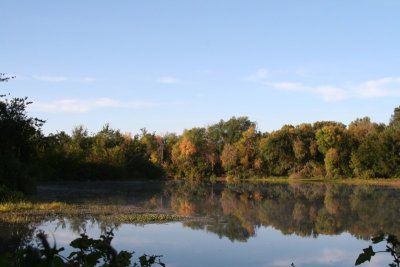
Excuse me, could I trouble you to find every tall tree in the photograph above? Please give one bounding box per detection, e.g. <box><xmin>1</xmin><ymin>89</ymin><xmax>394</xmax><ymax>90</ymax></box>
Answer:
<box><xmin>171</xmin><ymin>127</ymin><xmax>210</xmax><ymax>179</ymax></box>
<box><xmin>0</xmin><ymin>74</ymin><xmax>44</xmax><ymax>193</ymax></box>
<box><xmin>389</xmin><ymin>106</ymin><xmax>400</xmax><ymax>127</ymax></box>
<box><xmin>235</xmin><ymin>125</ymin><xmax>259</xmax><ymax>172</ymax></box>
<box><xmin>260</xmin><ymin>125</ymin><xmax>296</xmax><ymax>176</ymax></box>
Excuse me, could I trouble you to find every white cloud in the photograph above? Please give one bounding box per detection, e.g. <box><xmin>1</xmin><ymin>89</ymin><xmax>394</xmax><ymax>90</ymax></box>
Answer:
<box><xmin>32</xmin><ymin>75</ymin><xmax>68</xmax><ymax>82</ymax></box>
<box><xmin>265</xmin><ymin>81</ymin><xmax>346</xmax><ymax>101</ymax></box>
<box><xmin>262</xmin><ymin>76</ymin><xmax>400</xmax><ymax>102</ymax></box>
<box><xmin>315</xmin><ymin>86</ymin><xmax>347</xmax><ymax>101</ymax></box>
<box><xmin>354</xmin><ymin>77</ymin><xmax>400</xmax><ymax>98</ymax></box>
<box><xmin>245</xmin><ymin>68</ymin><xmax>269</xmax><ymax>82</ymax></box>
<box><xmin>157</xmin><ymin>76</ymin><xmax>179</xmax><ymax>84</ymax></box>
<box><xmin>30</xmin><ymin>98</ymin><xmax>155</xmax><ymax>113</ymax></box>
<box><xmin>294</xmin><ymin>67</ymin><xmax>314</xmax><ymax>77</ymax></box>
<box><xmin>32</xmin><ymin>75</ymin><xmax>96</xmax><ymax>83</ymax></box>
<box><xmin>196</xmin><ymin>69</ymin><xmax>214</xmax><ymax>75</ymax></box>
<box><xmin>80</xmin><ymin>77</ymin><xmax>97</xmax><ymax>83</ymax></box>
<box><xmin>265</xmin><ymin>82</ymin><xmax>307</xmax><ymax>91</ymax></box>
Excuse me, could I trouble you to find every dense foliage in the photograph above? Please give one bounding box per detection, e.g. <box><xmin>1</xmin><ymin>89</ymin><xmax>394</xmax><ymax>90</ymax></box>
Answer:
<box><xmin>135</xmin><ymin>114</ymin><xmax>399</xmax><ymax>181</ymax></box>
<box><xmin>1</xmin><ymin>73</ymin><xmax>400</xmax><ymax>195</ymax></box>
<box><xmin>38</xmin><ymin>125</ymin><xmax>164</xmax><ymax>181</ymax></box>
<box><xmin>0</xmin><ymin>230</ymin><xmax>165</xmax><ymax>267</ymax></box>
<box><xmin>34</xmin><ymin>112</ymin><xmax>400</xmax><ymax>182</ymax></box>
<box><xmin>0</xmin><ymin>74</ymin><xmax>44</xmax><ymax>194</ymax></box>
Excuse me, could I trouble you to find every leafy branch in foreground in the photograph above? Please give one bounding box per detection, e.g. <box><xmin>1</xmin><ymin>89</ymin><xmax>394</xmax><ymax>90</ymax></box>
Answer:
<box><xmin>0</xmin><ymin>230</ymin><xmax>165</xmax><ymax>267</ymax></box>
<box><xmin>355</xmin><ymin>233</ymin><xmax>400</xmax><ymax>267</ymax></box>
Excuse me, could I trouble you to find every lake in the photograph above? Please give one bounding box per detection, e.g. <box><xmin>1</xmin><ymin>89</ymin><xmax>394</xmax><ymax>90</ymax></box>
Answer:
<box><xmin>1</xmin><ymin>181</ymin><xmax>399</xmax><ymax>267</ymax></box>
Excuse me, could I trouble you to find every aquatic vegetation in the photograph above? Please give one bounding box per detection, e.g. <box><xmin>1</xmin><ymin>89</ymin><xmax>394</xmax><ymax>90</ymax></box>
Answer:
<box><xmin>0</xmin><ymin>201</ymin><xmax>67</xmax><ymax>212</ymax></box>
<box><xmin>0</xmin><ymin>201</ymin><xmax>183</xmax><ymax>225</ymax></box>
<box><xmin>116</xmin><ymin>213</ymin><xmax>181</xmax><ymax>223</ymax></box>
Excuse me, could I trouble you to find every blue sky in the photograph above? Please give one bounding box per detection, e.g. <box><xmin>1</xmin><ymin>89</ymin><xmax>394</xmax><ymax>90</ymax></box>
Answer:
<box><xmin>1</xmin><ymin>1</ymin><xmax>400</xmax><ymax>135</ymax></box>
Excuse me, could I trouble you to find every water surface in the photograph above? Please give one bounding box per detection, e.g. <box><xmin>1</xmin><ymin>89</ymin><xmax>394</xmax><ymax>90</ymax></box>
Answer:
<box><xmin>3</xmin><ymin>181</ymin><xmax>400</xmax><ymax>267</ymax></box>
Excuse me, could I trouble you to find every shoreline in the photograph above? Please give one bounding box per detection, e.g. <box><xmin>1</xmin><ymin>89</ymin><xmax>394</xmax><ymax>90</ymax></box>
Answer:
<box><xmin>248</xmin><ymin>177</ymin><xmax>400</xmax><ymax>187</ymax></box>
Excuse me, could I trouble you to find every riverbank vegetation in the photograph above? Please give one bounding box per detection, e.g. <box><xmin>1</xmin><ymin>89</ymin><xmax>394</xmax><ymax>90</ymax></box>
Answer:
<box><xmin>0</xmin><ymin>201</ymin><xmax>182</xmax><ymax>225</ymax></box>
<box><xmin>1</xmin><ymin>74</ymin><xmax>400</xmax><ymax>196</ymax></box>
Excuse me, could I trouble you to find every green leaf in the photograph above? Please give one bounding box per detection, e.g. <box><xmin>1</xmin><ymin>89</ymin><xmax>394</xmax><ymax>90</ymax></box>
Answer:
<box><xmin>70</xmin><ymin>234</ymin><xmax>91</xmax><ymax>249</ymax></box>
<box><xmin>387</xmin><ymin>235</ymin><xmax>399</xmax><ymax>246</ymax></box>
<box><xmin>53</xmin><ymin>256</ymin><xmax>65</xmax><ymax>267</ymax></box>
<box><xmin>117</xmin><ymin>251</ymin><xmax>133</xmax><ymax>267</ymax></box>
<box><xmin>372</xmin><ymin>233</ymin><xmax>385</xmax><ymax>244</ymax></box>
<box><xmin>355</xmin><ymin>246</ymin><xmax>375</xmax><ymax>265</ymax></box>
<box><xmin>0</xmin><ymin>255</ymin><xmax>11</xmax><ymax>267</ymax></box>
<box><xmin>85</xmin><ymin>251</ymin><xmax>102</xmax><ymax>266</ymax></box>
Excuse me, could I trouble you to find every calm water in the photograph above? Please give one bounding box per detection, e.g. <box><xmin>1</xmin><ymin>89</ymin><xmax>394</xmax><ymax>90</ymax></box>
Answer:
<box><xmin>2</xmin><ymin>181</ymin><xmax>400</xmax><ymax>267</ymax></box>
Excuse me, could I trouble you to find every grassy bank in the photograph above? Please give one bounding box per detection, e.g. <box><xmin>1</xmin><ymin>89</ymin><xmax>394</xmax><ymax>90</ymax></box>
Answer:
<box><xmin>0</xmin><ymin>201</ymin><xmax>183</xmax><ymax>224</ymax></box>
<box><xmin>248</xmin><ymin>177</ymin><xmax>400</xmax><ymax>187</ymax></box>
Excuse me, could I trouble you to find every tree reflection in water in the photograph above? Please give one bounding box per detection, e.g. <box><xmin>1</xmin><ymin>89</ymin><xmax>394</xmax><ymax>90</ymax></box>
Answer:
<box><xmin>165</xmin><ymin>182</ymin><xmax>400</xmax><ymax>241</ymax></box>
<box><xmin>1</xmin><ymin>181</ymin><xmax>399</xmax><ymax>266</ymax></box>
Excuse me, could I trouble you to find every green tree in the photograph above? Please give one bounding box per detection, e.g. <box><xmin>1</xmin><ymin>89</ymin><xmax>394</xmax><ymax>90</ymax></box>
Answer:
<box><xmin>235</xmin><ymin>125</ymin><xmax>260</xmax><ymax>175</ymax></box>
<box><xmin>389</xmin><ymin>106</ymin><xmax>400</xmax><ymax>128</ymax></box>
<box><xmin>0</xmin><ymin>74</ymin><xmax>44</xmax><ymax>193</ymax></box>
<box><xmin>260</xmin><ymin>125</ymin><xmax>296</xmax><ymax>176</ymax></box>
<box><xmin>324</xmin><ymin>148</ymin><xmax>340</xmax><ymax>178</ymax></box>
<box><xmin>207</xmin><ymin>117</ymin><xmax>254</xmax><ymax>153</ymax></box>
<box><xmin>220</xmin><ymin>143</ymin><xmax>238</xmax><ymax>173</ymax></box>
<box><xmin>348</xmin><ymin>117</ymin><xmax>384</xmax><ymax>143</ymax></box>
<box><xmin>316</xmin><ymin>124</ymin><xmax>352</xmax><ymax>177</ymax></box>
<box><xmin>291</xmin><ymin>123</ymin><xmax>323</xmax><ymax>177</ymax></box>
<box><xmin>316</xmin><ymin>124</ymin><xmax>345</xmax><ymax>154</ymax></box>
<box><xmin>381</xmin><ymin>126</ymin><xmax>400</xmax><ymax>177</ymax></box>
<box><xmin>140</xmin><ymin>130</ymin><xmax>165</xmax><ymax>166</ymax></box>
<box><xmin>171</xmin><ymin>128</ymin><xmax>211</xmax><ymax>179</ymax></box>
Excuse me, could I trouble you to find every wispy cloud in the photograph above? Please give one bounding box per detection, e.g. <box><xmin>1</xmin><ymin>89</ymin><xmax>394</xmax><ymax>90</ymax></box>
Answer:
<box><xmin>244</xmin><ymin>68</ymin><xmax>269</xmax><ymax>82</ymax></box>
<box><xmin>32</xmin><ymin>75</ymin><xmax>68</xmax><ymax>82</ymax></box>
<box><xmin>354</xmin><ymin>77</ymin><xmax>400</xmax><ymax>98</ymax></box>
<box><xmin>157</xmin><ymin>76</ymin><xmax>179</xmax><ymax>84</ymax></box>
<box><xmin>246</xmin><ymin>69</ymin><xmax>400</xmax><ymax>101</ymax></box>
<box><xmin>32</xmin><ymin>75</ymin><xmax>96</xmax><ymax>83</ymax></box>
<box><xmin>80</xmin><ymin>77</ymin><xmax>97</xmax><ymax>82</ymax></box>
<box><xmin>196</xmin><ymin>69</ymin><xmax>214</xmax><ymax>75</ymax></box>
<box><xmin>265</xmin><ymin>81</ymin><xmax>346</xmax><ymax>101</ymax></box>
<box><xmin>30</xmin><ymin>98</ymin><xmax>155</xmax><ymax>113</ymax></box>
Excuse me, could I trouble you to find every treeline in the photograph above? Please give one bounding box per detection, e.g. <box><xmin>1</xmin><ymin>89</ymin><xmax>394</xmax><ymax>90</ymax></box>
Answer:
<box><xmin>39</xmin><ymin>108</ymin><xmax>400</xmax><ymax>182</ymax></box>
<box><xmin>39</xmin><ymin>125</ymin><xmax>164</xmax><ymax>181</ymax></box>
<box><xmin>145</xmin><ymin>111</ymin><xmax>400</xmax><ymax>180</ymax></box>
<box><xmin>1</xmin><ymin>74</ymin><xmax>400</xmax><ymax>194</ymax></box>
